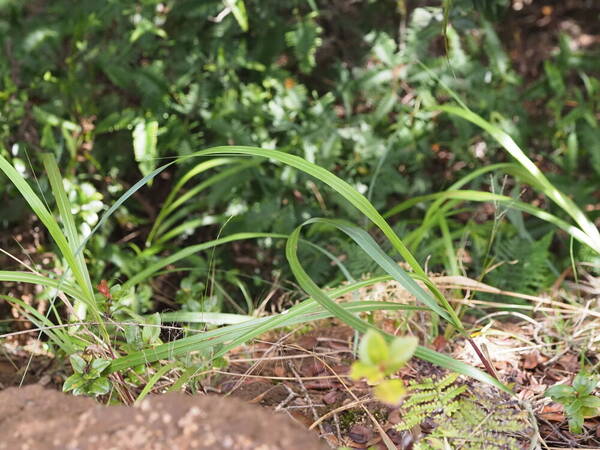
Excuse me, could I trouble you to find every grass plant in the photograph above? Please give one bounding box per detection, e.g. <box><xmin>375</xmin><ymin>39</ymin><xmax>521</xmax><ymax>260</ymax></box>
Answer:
<box><xmin>2</xmin><ymin>118</ymin><xmax>599</xmax><ymax>400</ymax></box>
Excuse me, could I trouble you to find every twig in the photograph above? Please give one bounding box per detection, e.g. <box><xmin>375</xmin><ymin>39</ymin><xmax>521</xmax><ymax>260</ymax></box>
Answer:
<box><xmin>288</xmin><ymin>361</ymin><xmax>326</xmax><ymax>435</ymax></box>
<box><xmin>274</xmin><ymin>383</ymin><xmax>297</xmax><ymax>412</ymax></box>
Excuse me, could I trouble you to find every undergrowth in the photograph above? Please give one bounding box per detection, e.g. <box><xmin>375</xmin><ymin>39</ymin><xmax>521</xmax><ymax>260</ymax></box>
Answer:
<box><xmin>0</xmin><ymin>5</ymin><xmax>598</xmax><ymax>436</ymax></box>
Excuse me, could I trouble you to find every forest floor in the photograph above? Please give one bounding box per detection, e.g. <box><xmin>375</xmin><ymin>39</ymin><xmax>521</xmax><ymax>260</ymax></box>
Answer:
<box><xmin>1</xmin><ymin>274</ymin><xmax>599</xmax><ymax>449</ymax></box>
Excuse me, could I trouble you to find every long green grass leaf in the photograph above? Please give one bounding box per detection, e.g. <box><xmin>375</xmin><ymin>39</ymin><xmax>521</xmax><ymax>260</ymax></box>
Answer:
<box><xmin>0</xmin><ymin>271</ymin><xmax>85</xmax><ymax>300</ymax></box>
<box><xmin>418</xmin><ymin>62</ymin><xmax>599</xmax><ymax>253</ymax></box>
<box><xmin>179</xmin><ymin>147</ymin><xmax>454</xmax><ymax>323</ymax></box>
<box><xmin>158</xmin><ymin>312</ymin><xmax>252</xmax><ymax>325</ymax></box>
<box><xmin>0</xmin><ymin>154</ymin><xmax>90</xmax><ymax>301</ymax></box>
<box><xmin>110</xmin><ymin>302</ymin><xmax>416</xmax><ymax>373</ymax></box>
<box><xmin>122</xmin><ymin>232</ymin><xmax>284</xmax><ymax>290</ymax></box>
<box><xmin>147</xmin><ymin>159</ymin><xmax>256</xmax><ymax>244</ymax></box>
<box><xmin>436</xmin><ymin>106</ymin><xmax>600</xmax><ymax>252</ymax></box>
<box><xmin>0</xmin><ymin>295</ymin><xmax>76</xmax><ymax>353</ymax></box>
<box><xmin>73</xmin><ymin>161</ymin><xmax>177</xmax><ymax>259</ymax></box>
<box><xmin>298</xmin><ymin>218</ymin><xmax>459</xmax><ymax>326</ymax></box>
<box><xmin>133</xmin><ymin>362</ymin><xmax>179</xmax><ymax>405</ymax></box>
<box><xmin>41</xmin><ymin>154</ymin><xmax>95</xmax><ymax>316</ymax></box>
<box><xmin>111</xmin><ymin>276</ymin><xmax>392</xmax><ymax>370</ymax></box>
<box><xmin>386</xmin><ymin>190</ymin><xmax>600</xmax><ymax>253</ymax></box>
<box><xmin>284</xmin><ymin>219</ymin><xmax>508</xmax><ymax>391</ymax></box>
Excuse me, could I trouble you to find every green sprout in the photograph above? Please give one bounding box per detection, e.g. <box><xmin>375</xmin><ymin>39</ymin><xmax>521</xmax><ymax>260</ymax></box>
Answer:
<box><xmin>545</xmin><ymin>373</ymin><xmax>600</xmax><ymax>434</ymax></box>
<box><xmin>350</xmin><ymin>330</ymin><xmax>418</xmax><ymax>404</ymax></box>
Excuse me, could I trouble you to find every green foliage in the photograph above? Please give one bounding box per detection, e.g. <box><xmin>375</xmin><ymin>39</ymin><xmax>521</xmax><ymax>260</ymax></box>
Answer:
<box><xmin>485</xmin><ymin>232</ymin><xmax>555</xmax><ymax>298</ymax></box>
<box><xmin>285</xmin><ymin>11</ymin><xmax>322</xmax><ymax>74</ymax></box>
<box><xmin>0</xmin><ymin>147</ymin><xmax>506</xmax><ymax>400</ymax></box>
<box><xmin>132</xmin><ymin>119</ymin><xmax>159</xmax><ymax>179</ymax></box>
<box><xmin>397</xmin><ymin>373</ymin><xmax>531</xmax><ymax>449</ymax></box>
<box><xmin>0</xmin><ymin>1</ymin><xmax>597</xmax><ymax>315</ymax></box>
<box><xmin>416</xmin><ymin>394</ymin><xmax>529</xmax><ymax>449</ymax></box>
<box><xmin>545</xmin><ymin>373</ymin><xmax>600</xmax><ymax>434</ymax></box>
<box><xmin>63</xmin><ymin>354</ymin><xmax>111</xmax><ymax>397</ymax></box>
<box><xmin>2</xmin><ymin>2</ymin><xmax>598</xmax><ymax>297</ymax></box>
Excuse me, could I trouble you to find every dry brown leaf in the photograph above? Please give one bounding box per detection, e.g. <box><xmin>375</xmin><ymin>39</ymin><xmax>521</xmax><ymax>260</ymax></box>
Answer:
<box><xmin>322</xmin><ymin>390</ymin><xmax>339</xmax><ymax>405</ymax></box>
<box><xmin>522</xmin><ymin>350</ymin><xmax>541</xmax><ymax>369</ymax></box>
<box><xmin>540</xmin><ymin>403</ymin><xmax>565</xmax><ymax>422</ymax></box>
<box><xmin>348</xmin><ymin>424</ymin><xmax>372</xmax><ymax>444</ymax></box>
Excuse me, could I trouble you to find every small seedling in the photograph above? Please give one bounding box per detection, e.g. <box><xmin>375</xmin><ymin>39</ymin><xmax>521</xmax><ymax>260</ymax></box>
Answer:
<box><xmin>350</xmin><ymin>330</ymin><xmax>418</xmax><ymax>404</ymax></box>
<box><xmin>545</xmin><ymin>373</ymin><xmax>600</xmax><ymax>434</ymax></box>
<box><xmin>63</xmin><ymin>354</ymin><xmax>112</xmax><ymax>396</ymax></box>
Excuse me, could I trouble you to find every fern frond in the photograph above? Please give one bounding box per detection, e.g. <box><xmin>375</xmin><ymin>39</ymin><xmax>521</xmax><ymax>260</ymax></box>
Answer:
<box><xmin>486</xmin><ymin>232</ymin><xmax>554</xmax><ymax>297</ymax></box>
<box><xmin>395</xmin><ymin>372</ymin><xmax>532</xmax><ymax>449</ymax></box>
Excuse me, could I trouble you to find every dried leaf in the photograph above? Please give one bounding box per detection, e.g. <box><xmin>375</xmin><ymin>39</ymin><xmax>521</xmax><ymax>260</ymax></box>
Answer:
<box><xmin>522</xmin><ymin>350</ymin><xmax>541</xmax><ymax>369</ymax></box>
<box><xmin>322</xmin><ymin>390</ymin><xmax>339</xmax><ymax>405</ymax></box>
<box><xmin>348</xmin><ymin>424</ymin><xmax>371</xmax><ymax>444</ymax></box>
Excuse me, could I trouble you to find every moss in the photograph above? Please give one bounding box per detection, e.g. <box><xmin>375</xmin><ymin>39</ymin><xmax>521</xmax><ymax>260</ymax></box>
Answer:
<box><xmin>373</xmin><ymin>408</ymin><xmax>387</xmax><ymax>422</ymax></box>
<box><xmin>339</xmin><ymin>410</ymin><xmax>364</xmax><ymax>431</ymax></box>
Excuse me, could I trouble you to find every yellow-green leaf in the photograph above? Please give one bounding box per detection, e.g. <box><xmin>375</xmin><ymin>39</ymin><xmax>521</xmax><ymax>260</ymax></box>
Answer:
<box><xmin>374</xmin><ymin>379</ymin><xmax>406</xmax><ymax>405</ymax></box>
<box><xmin>359</xmin><ymin>329</ymin><xmax>388</xmax><ymax>366</ymax></box>
<box><xmin>387</xmin><ymin>336</ymin><xmax>418</xmax><ymax>373</ymax></box>
<box><xmin>350</xmin><ymin>361</ymin><xmax>384</xmax><ymax>384</ymax></box>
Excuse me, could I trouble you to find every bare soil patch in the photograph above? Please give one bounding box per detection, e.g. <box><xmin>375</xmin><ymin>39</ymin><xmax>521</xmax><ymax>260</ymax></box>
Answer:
<box><xmin>0</xmin><ymin>384</ymin><xmax>326</xmax><ymax>450</ymax></box>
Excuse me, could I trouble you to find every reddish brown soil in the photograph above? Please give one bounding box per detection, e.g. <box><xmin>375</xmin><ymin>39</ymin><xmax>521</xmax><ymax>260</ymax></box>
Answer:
<box><xmin>0</xmin><ymin>384</ymin><xmax>327</xmax><ymax>450</ymax></box>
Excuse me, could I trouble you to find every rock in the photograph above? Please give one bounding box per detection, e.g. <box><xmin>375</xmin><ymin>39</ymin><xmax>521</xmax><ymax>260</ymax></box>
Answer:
<box><xmin>0</xmin><ymin>384</ymin><xmax>327</xmax><ymax>450</ymax></box>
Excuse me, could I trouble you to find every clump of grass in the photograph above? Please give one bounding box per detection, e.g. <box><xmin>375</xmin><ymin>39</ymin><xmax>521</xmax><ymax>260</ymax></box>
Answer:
<box><xmin>1</xmin><ymin>127</ymin><xmax>598</xmax><ymax>401</ymax></box>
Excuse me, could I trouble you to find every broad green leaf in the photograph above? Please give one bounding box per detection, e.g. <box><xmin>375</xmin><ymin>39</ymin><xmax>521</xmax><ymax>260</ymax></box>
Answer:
<box><xmin>573</xmin><ymin>374</ymin><xmax>597</xmax><ymax>396</ymax></box>
<box><xmin>545</xmin><ymin>384</ymin><xmax>576</xmax><ymax>400</ymax></box>
<box><xmin>124</xmin><ymin>324</ymin><xmax>143</xmax><ymax>349</ymax></box>
<box><xmin>350</xmin><ymin>361</ymin><xmax>384</xmax><ymax>384</ymax></box>
<box><xmin>87</xmin><ymin>377</ymin><xmax>111</xmax><ymax>396</ymax></box>
<box><xmin>88</xmin><ymin>359</ymin><xmax>111</xmax><ymax>378</ymax></box>
<box><xmin>581</xmin><ymin>406</ymin><xmax>599</xmax><ymax>418</ymax></box>
<box><xmin>566</xmin><ymin>400</ymin><xmax>584</xmax><ymax>434</ymax></box>
<box><xmin>142</xmin><ymin>312</ymin><xmax>161</xmax><ymax>345</ymax></box>
<box><xmin>63</xmin><ymin>373</ymin><xmax>86</xmax><ymax>393</ymax></box>
<box><xmin>69</xmin><ymin>354</ymin><xmax>87</xmax><ymax>374</ymax></box>
<box><xmin>566</xmin><ymin>399</ymin><xmax>582</xmax><ymax>415</ymax></box>
<box><xmin>388</xmin><ymin>336</ymin><xmax>418</xmax><ymax>372</ymax></box>
<box><xmin>582</xmin><ymin>396</ymin><xmax>600</xmax><ymax>409</ymax></box>
<box><xmin>359</xmin><ymin>330</ymin><xmax>389</xmax><ymax>366</ymax></box>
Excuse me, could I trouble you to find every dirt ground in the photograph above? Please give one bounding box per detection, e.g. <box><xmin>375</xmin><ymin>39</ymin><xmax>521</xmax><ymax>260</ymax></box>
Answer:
<box><xmin>0</xmin><ymin>384</ymin><xmax>327</xmax><ymax>450</ymax></box>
